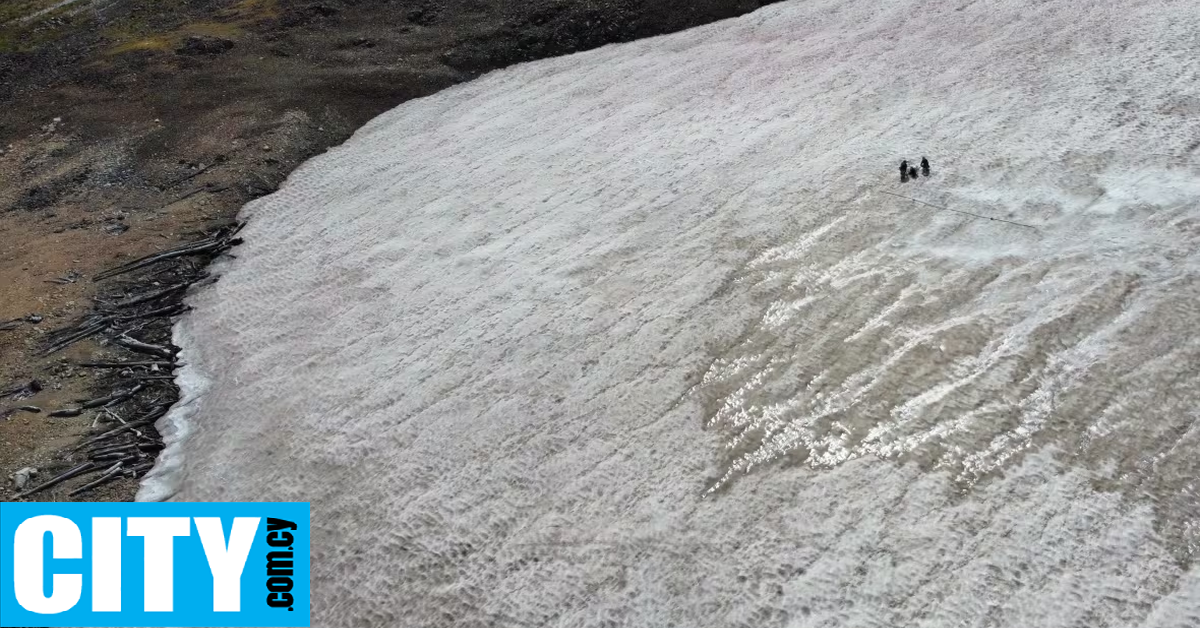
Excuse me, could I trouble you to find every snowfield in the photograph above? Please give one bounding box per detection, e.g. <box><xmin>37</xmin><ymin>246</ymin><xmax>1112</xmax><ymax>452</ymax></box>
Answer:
<box><xmin>142</xmin><ymin>0</ymin><xmax>1199</xmax><ymax>625</ymax></box>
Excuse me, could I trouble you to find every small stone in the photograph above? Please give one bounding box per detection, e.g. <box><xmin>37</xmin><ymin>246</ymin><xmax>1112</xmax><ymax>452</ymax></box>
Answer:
<box><xmin>26</xmin><ymin>314</ymin><xmax>42</xmax><ymax>324</ymax></box>
<box><xmin>176</xmin><ymin>35</ymin><xmax>235</xmax><ymax>56</ymax></box>
<box><xmin>262</xmin><ymin>145</ymin><xmax>271</xmax><ymax>151</ymax></box>
<box><xmin>11</xmin><ymin>467</ymin><xmax>38</xmax><ymax>491</ymax></box>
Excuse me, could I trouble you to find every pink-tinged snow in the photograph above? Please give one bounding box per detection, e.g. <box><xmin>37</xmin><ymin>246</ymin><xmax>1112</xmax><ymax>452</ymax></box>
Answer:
<box><xmin>142</xmin><ymin>0</ymin><xmax>1200</xmax><ymax>625</ymax></box>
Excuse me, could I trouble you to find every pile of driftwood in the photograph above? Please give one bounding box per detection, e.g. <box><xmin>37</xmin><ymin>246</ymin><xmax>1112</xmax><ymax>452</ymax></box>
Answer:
<box><xmin>12</xmin><ymin>222</ymin><xmax>243</xmax><ymax>500</ymax></box>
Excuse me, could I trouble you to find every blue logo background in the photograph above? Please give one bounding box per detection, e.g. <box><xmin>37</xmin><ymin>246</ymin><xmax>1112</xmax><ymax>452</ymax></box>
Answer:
<box><xmin>0</xmin><ymin>502</ymin><xmax>310</xmax><ymax>627</ymax></box>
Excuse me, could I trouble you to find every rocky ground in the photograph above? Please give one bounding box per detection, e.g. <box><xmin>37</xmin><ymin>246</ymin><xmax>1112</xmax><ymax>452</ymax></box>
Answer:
<box><xmin>0</xmin><ymin>0</ymin><xmax>782</xmax><ymax>500</ymax></box>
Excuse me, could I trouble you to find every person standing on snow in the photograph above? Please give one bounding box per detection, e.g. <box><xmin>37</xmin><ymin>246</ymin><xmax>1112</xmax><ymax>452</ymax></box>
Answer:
<box><xmin>900</xmin><ymin>160</ymin><xmax>909</xmax><ymax>182</ymax></box>
<box><xmin>920</xmin><ymin>157</ymin><xmax>931</xmax><ymax>177</ymax></box>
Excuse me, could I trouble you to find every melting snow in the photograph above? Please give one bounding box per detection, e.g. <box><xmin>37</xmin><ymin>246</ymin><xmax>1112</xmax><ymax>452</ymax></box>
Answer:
<box><xmin>141</xmin><ymin>0</ymin><xmax>1199</xmax><ymax>625</ymax></box>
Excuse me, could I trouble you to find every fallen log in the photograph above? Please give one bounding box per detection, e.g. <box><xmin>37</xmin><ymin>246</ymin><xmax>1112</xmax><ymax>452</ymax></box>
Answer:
<box><xmin>114</xmin><ymin>335</ymin><xmax>176</xmax><ymax>359</ymax></box>
<box><xmin>78</xmin><ymin>361</ymin><xmax>173</xmax><ymax>368</ymax></box>
<box><xmin>13</xmin><ymin>462</ymin><xmax>97</xmax><ymax>499</ymax></box>
<box><xmin>162</xmin><ymin>163</ymin><xmax>216</xmax><ymax>190</ymax></box>
<box><xmin>42</xmin><ymin>319</ymin><xmax>111</xmax><ymax>355</ymax></box>
<box><xmin>93</xmin><ymin>240</ymin><xmax>222</xmax><ymax>281</ymax></box>
<box><xmin>67</xmin><ymin>462</ymin><xmax>125</xmax><ymax>497</ymax></box>
<box><xmin>88</xmin><ymin>441</ymin><xmax>161</xmax><ymax>458</ymax></box>
<box><xmin>168</xmin><ymin>183</ymin><xmax>229</xmax><ymax>205</ymax></box>
<box><xmin>112</xmin><ymin>283</ymin><xmax>187</xmax><ymax>309</ymax></box>
<box><xmin>94</xmin><ymin>222</ymin><xmax>244</xmax><ymax>281</ymax></box>
<box><xmin>77</xmin><ymin>384</ymin><xmax>145</xmax><ymax>409</ymax></box>
<box><xmin>116</xmin><ymin>303</ymin><xmax>189</xmax><ymax>322</ymax></box>
<box><xmin>75</xmin><ymin>419</ymin><xmax>154</xmax><ymax>449</ymax></box>
<box><xmin>2</xmin><ymin>380</ymin><xmax>41</xmax><ymax>399</ymax></box>
<box><xmin>75</xmin><ymin>403</ymin><xmax>170</xmax><ymax>448</ymax></box>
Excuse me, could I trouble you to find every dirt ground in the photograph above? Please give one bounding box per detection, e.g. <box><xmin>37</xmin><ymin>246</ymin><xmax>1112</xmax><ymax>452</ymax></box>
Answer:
<box><xmin>0</xmin><ymin>0</ymin><xmax>782</xmax><ymax>500</ymax></box>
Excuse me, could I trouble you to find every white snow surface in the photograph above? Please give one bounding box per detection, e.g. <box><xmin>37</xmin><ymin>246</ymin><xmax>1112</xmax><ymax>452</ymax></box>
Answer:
<box><xmin>140</xmin><ymin>0</ymin><xmax>1200</xmax><ymax>625</ymax></box>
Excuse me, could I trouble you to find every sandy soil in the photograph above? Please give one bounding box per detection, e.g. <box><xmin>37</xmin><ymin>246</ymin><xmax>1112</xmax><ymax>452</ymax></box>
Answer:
<box><xmin>0</xmin><ymin>0</ymin><xmax>783</xmax><ymax>500</ymax></box>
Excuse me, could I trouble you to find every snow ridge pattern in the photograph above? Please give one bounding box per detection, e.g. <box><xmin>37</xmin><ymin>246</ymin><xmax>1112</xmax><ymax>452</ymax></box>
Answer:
<box><xmin>141</xmin><ymin>0</ymin><xmax>1200</xmax><ymax>625</ymax></box>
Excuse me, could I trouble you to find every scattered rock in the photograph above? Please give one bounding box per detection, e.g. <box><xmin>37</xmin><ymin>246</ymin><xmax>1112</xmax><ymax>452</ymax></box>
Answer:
<box><xmin>10</xmin><ymin>467</ymin><xmax>38</xmax><ymax>491</ymax></box>
<box><xmin>6</xmin><ymin>380</ymin><xmax>43</xmax><ymax>400</ymax></box>
<box><xmin>337</xmin><ymin>37</ymin><xmax>377</xmax><ymax>49</ymax></box>
<box><xmin>14</xmin><ymin>168</ymin><xmax>92</xmax><ymax>212</ymax></box>
<box><xmin>26</xmin><ymin>314</ymin><xmax>42</xmax><ymax>324</ymax></box>
<box><xmin>176</xmin><ymin>36</ymin><xmax>236</xmax><ymax>56</ymax></box>
<box><xmin>308</xmin><ymin>4</ymin><xmax>339</xmax><ymax>18</ymax></box>
<box><xmin>46</xmin><ymin>270</ymin><xmax>82</xmax><ymax>284</ymax></box>
<box><xmin>17</xmin><ymin>186</ymin><xmax>55</xmax><ymax>211</ymax></box>
<box><xmin>407</xmin><ymin>6</ymin><xmax>440</xmax><ymax>26</ymax></box>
